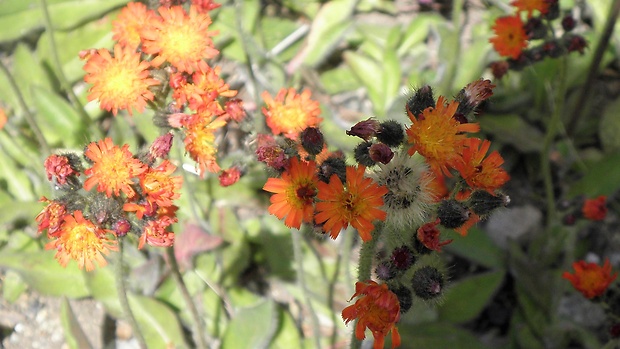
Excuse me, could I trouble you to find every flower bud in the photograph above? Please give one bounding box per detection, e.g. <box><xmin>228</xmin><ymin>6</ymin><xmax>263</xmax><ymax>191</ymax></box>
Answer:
<box><xmin>412</xmin><ymin>266</ymin><xmax>444</xmax><ymax>300</ymax></box>
<box><xmin>369</xmin><ymin>143</ymin><xmax>394</xmax><ymax>165</ymax></box>
<box><xmin>390</xmin><ymin>246</ymin><xmax>415</xmax><ymax>271</ymax></box>
<box><xmin>347</xmin><ymin>118</ymin><xmax>380</xmax><ymax>140</ymax></box>
<box><xmin>389</xmin><ymin>286</ymin><xmax>413</xmax><ymax>314</ymax></box>
<box><xmin>489</xmin><ymin>61</ymin><xmax>509</xmax><ymax>79</ymax></box>
<box><xmin>318</xmin><ymin>155</ymin><xmax>347</xmax><ymax>183</ymax></box>
<box><xmin>354</xmin><ymin>142</ymin><xmax>375</xmax><ymax>167</ymax></box>
<box><xmin>377</xmin><ymin>120</ymin><xmax>404</xmax><ymax>147</ymax></box>
<box><xmin>219</xmin><ymin>167</ymin><xmax>242</xmax><ymax>187</ymax></box>
<box><xmin>455</xmin><ymin>79</ymin><xmax>495</xmax><ymax>118</ymax></box>
<box><xmin>564</xmin><ymin>34</ymin><xmax>587</xmax><ymax>55</ymax></box>
<box><xmin>406</xmin><ymin>85</ymin><xmax>435</xmax><ymax>119</ymax></box>
<box><xmin>375</xmin><ymin>261</ymin><xmax>396</xmax><ymax>281</ymax></box>
<box><xmin>561</xmin><ymin>15</ymin><xmax>576</xmax><ymax>32</ymax></box>
<box><xmin>149</xmin><ymin>133</ymin><xmax>174</xmax><ymax>159</ymax></box>
<box><xmin>543</xmin><ymin>0</ymin><xmax>559</xmax><ymax>20</ymax></box>
<box><xmin>524</xmin><ymin>17</ymin><xmax>547</xmax><ymax>40</ymax></box>
<box><xmin>437</xmin><ymin>199</ymin><xmax>470</xmax><ymax>229</ymax></box>
<box><xmin>114</xmin><ymin>219</ymin><xmax>131</xmax><ymax>237</ymax></box>
<box><xmin>468</xmin><ymin>190</ymin><xmax>509</xmax><ymax>216</ymax></box>
<box><xmin>300</xmin><ymin>127</ymin><xmax>324</xmax><ymax>156</ymax></box>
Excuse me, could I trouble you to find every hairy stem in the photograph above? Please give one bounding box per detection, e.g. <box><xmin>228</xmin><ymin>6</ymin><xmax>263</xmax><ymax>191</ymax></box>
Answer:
<box><xmin>116</xmin><ymin>239</ymin><xmax>148</xmax><ymax>349</ymax></box>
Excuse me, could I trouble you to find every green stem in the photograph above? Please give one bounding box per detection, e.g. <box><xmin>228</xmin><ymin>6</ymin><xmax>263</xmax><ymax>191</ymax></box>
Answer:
<box><xmin>439</xmin><ymin>0</ymin><xmax>464</xmax><ymax>95</ymax></box>
<box><xmin>0</xmin><ymin>60</ymin><xmax>50</xmax><ymax>157</ymax></box>
<box><xmin>165</xmin><ymin>247</ymin><xmax>210</xmax><ymax>349</ymax></box>
<box><xmin>328</xmin><ymin>229</ymin><xmax>352</xmax><ymax>347</ymax></box>
<box><xmin>292</xmin><ymin>229</ymin><xmax>322</xmax><ymax>349</ymax></box>
<box><xmin>116</xmin><ymin>239</ymin><xmax>148</xmax><ymax>349</ymax></box>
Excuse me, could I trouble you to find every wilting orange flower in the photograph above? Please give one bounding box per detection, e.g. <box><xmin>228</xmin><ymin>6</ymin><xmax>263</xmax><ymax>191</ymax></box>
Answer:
<box><xmin>511</xmin><ymin>0</ymin><xmax>549</xmax><ymax>17</ymax></box>
<box><xmin>315</xmin><ymin>166</ymin><xmax>388</xmax><ymax>241</ymax></box>
<box><xmin>183</xmin><ymin>115</ymin><xmax>227</xmax><ymax>176</ymax></box>
<box><xmin>455</xmin><ymin>138</ymin><xmax>509</xmax><ymax>193</ymax></box>
<box><xmin>84</xmin><ymin>138</ymin><xmax>147</xmax><ymax>198</ymax></box>
<box><xmin>406</xmin><ymin>96</ymin><xmax>480</xmax><ymax>176</ymax></box>
<box><xmin>112</xmin><ymin>2</ymin><xmax>156</xmax><ymax>48</ymax></box>
<box><xmin>490</xmin><ymin>15</ymin><xmax>528</xmax><ymax>59</ymax></box>
<box><xmin>83</xmin><ymin>44</ymin><xmax>160</xmax><ymax>116</ymax></box>
<box><xmin>45</xmin><ymin>210</ymin><xmax>118</xmax><ymax>271</ymax></box>
<box><xmin>417</xmin><ymin>218</ymin><xmax>453</xmax><ymax>251</ymax></box>
<box><xmin>44</xmin><ymin>154</ymin><xmax>79</xmax><ymax>185</ymax></box>
<box><xmin>219</xmin><ymin>167</ymin><xmax>241</xmax><ymax>187</ymax></box>
<box><xmin>342</xmin><ymin>281</ymin><xmax>401</xmax><ymax>349</ymax></box>
<box><xmin>172</xmin><ymin>61</ymin><xmax>237</xmax><ymax>113</ymax></box>
<box><xmin>563</xmin><ymin>259</ymin><xmax>618</xmax><ymax>299</ymax></box>
<box><xmin>139</xmin><ymin>160</ymin><xmax>183</xmax><ymax>207</ymax></box>
<box><xmin>262</xmin><ymin>88</ymin><xmax>322</xmax><ymax>139</ymax></box>
<box><xmin>263</xmin><ymin>157</ymin><xmax>319</xmax><ymax>229</ymax></box>
<box><xmin>36</xmin><ymin>197</ymin><xmax>67</xmax><ymax>238</ymax></box>
<box><xmin>582</xmin><ymin>195</ymin><xmax>607</xmax><ymax>221</ymax></box>
<box><xmin>138</xmin><ymin>215</ymin><xmax>176</xmax><ymax>249</ymax></box>
<box><xmin>141</xmin><ymin>5</ymin><xmax>219</xmax><ymax>73</ymax></box>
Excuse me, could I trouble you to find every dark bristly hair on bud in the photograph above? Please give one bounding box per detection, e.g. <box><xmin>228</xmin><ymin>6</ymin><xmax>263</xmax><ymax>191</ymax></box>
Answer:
<box><xmin>300</xmin><ymin>127</ymin><xmax>324</xmax><ymax>156</ymax></box>
<box><xmin>524</xmin><ymin>17</ymin><xmax>547</xmax><ymax>40</ymax></box>
<box><xmin>454</xmin><ymin>79</ymin><xmax>495</xmax><ymax>119</ymax></box>
<box><xmin>389</xmin><ymin>286</ymin><xmax>413</xmax><ymax>314</ymax></box>
<box><xmin>390</xmin><ymin>246</ymin><xmax>415</xmax><ymax>271</ymax></box>
<box><xmin>406</xmin><ymin>85</ymin><xmax>435</xmax><ymax>118</ymax></box>
<box><xmin>468</xmin><ymin>190</ymin><xmax>509</xmax><ymax>216</ymax></box>
<box><xmin>411</xmin><ymin>266</ymin><xmax>444</xmax><ymax>300</ymax></box>
<box><xmin>375</xmin><ymin>261</ymin><xmax>396</xmax><ymax>281</ymax></box>
<box><xmin>543</xmin><ymin>0</ymin><xmax>559</xmax><ymax>20</ymax></box>
<box><xmin>377</xmin><ymin>120</ymin><xmax>405</xmax><ymax>147</ymax></box>
<box><xmin>437</xmin><ymin>199</ymin><xmax>470</xmax><ymax>229</ymax></box>
<box><xmin>318</xmin><ymin>155</ymin><xmax>347</xmax><ymax>183</ymax></box>
<box><xmin>346</xmin><ymin>118</ymin><xmax>380</xmax><ymax>140</ymax></box>
<box><xmin>354</xmin><ymin>142</ymin><xmax>376</xmax><ymax>167</ymax></box>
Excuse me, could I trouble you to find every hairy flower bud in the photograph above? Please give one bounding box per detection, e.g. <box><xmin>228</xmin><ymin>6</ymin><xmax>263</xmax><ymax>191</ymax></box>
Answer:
<box><xmin>406</xmin><ymin>85</ymin><xmax>435</xmax><ymax>119</ymax></box>
<box><xmin>437</xmin><ymin>199</ymin><xmax>470</xmax><ymax>229</ymax></box>
<box><xmin>354</xmin><ymin>142</ymin><xmax>375</xmax><ymax>167</ymax></box>
<box><xmin>369</xmin><ymin>143</ymin><xmax>394</xmax><ymax>165</ymax></box>
<box><xmin>468</xmin><ymin>190</ymin><xmax>509</xmax><ymax>216</ymax></box>
<box><xmin>318</xmin><ymin>155</ymin><xmax>347</xmax><ymax>183</ymax></box>
<box><xmin>377</xmin><ymin>120</ymin><xmax>405</xmax><ymax>147</ymax></box>
<box><xmin>412</xmin><ymin>266</ymin><xmax>445</xmax><ymax>300</ymax></box>
<box><xmin>300</xmin><ymin>127</ymin><xmax>324</xmax><ymax>156</ymax></box>
<box><xmin>390</xmin><ymin>286</ymin><xmax>413</xmax><ymax>314</ymax></box>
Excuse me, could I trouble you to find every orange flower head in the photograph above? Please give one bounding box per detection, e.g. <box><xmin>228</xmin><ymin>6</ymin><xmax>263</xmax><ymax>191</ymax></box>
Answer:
<box><xmin>219</xmin><ymin>166</ymin><xmax>242</xmax><ymax>187</ymax></box>
<box><xmin>112</xmin><ymin>2</ymin><xmax>156</xmax><ymax>48</ymax></box>
<box><xmin>84</xmin><ymin>138</ymin><xmax>147</xmax><ymax>198</ymax></box>
<box><xmin>263</xmin><ymin>157</ymin><xmax>319</xmax><ymax>229</ymax></box>
<box><xmin>511</xmin><ymin>0</ymin><xmax>549</xmax><ymax>18</ymax></box>
<box><xmin>582</xmin><ymin>195</ymin><xmax>607</xmax><ymax>221</ymax></box>
<box><xmin>138</xmin><ymin>215</ymin><xmax>176</xmax><ymax>249</ymax></box>
<box><xmin>490</xmin><ymin>15</ymin><xmax>528</xmax><ymax>59</ymax></box>
<box><xmin>406</xmin><ymin>96</ymin><xmax>480</xmax><ymax>176</ymax></box>
<box><xmin>562</xmin><ymin>259</ymin><xmax>618</xmax><ymax>299</ymax></box>
<box><xmin>183</xmin><ymin>115</ymin><xmax>227</xmax><ymax>176</ymax></box>
<box><xmin>262</xmin><ymin>88</ymin><xmax>322</xmax><ymax>139</ymax></box>
<box><xmin>455</xmin><ymin>138</ymin><xmax>510</xmax><ymax>193</ymax></box>
<box><xmin>36</xmin><ymin>197</ymin><xmax>67</xmax><ymax>238</ymax></box>
<box><xmin>139</xmin><ymin>160</ymin><xmax>183</xmax><ymax>207</ymax></box>
<box><xmin>342</xmin><ymin>281</ymin><xmax>401</xmax><ymax>349</ymax></box>
<box><xmin>315</xmin><ymin>165</ymin><xmax>388</xmax><ymax>241</ymax></box>
<box><xmin>44</xmin><ymin>154</ymin><xmax>79</xmax><ymax>185</ymax></box>
<box><xmin>45</xmin><ymin>210</ymin><xmax>118</xmax><ymax>271</ymax></box>
<box><xmin>172</xmin><ymin>61</ymin><xmax>237</xmax><ymax>113</ymax></box>
<box><xmin>83</xmin><ymin>44</ymin><xmax>160</xmax><ymax>116</ymax></box>
<box><xmin>417</xmin><ymin>218</ymin><xmax>453</xmax><ymax>251</ymax></box>
<box><xmin>141</xmin><ymin>5</ymin><xmax>219</xmax><ymax>73</ymax></box>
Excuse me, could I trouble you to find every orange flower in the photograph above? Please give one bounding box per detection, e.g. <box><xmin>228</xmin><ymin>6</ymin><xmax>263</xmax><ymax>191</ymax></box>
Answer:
<box><xmin>562</xmin><ymin>259</ymin><xmax>618</xmax><ymax>299</ymax></box>
<box><xmin>406</xmin><ymin>96</ymin><xmax>480</xmax><ymax>176</ymax></box>
<box><xmin>0</xmin><ymin>108</ymin><xmax>6</xmax><ymax>130</ymax></box>
<box><xmin>342</xmin><ymin>281</ymin><xmax>401</xmax><ymax>349</ymax></box>
<box><xmin>141</xmin><ymin>5</ymin><xmax>219</xmax><ymax>73</ymax></box>
<box><xmin>183</xmin><ymin>115</ymin><xmax>227</xmax><ymax>176</ymax></box>
<box><xmin>455</xmin><ymin>138</ymin><xmax>509</xmax><ymax>193</ymax></box>
<box><xmin>139</xmin><ymin>160</ymin><xmax>183</xmax><ymax>207</ymax></box>
<box><xmin>219</xmin><ymin>167</ymin><xmax>241</xmax><ymax>187</ymax></box>
<box><xmin>417</xmin><ymin>219</ymin><xmax>453</xmax><ymax>251</ymax></box>
<box><xmin>138</xmin><ymin>215</ymin><xmax>176</xmax><ymax>249</ymax></box>
<box><xmin>112</xmin><ymin>2</ymin><xmax>156</xmax><ymax>48</ymax></box>
<box><xmin>262</xmin><ymin>88</ymin><xmax>322</xmax><ymax>139</ymax></box>
<box><xmin>45</xmin><ymin>210</ymin><xmax>118</xmax><ymax>271</ymax></box>
<box><xmin>263</xmin><ymin>157</ymin><xmax>319</xmax><ymax>229</ymax></box>
<box><xmin>582</xmin><ymin>196</ymin><xmax>607</xmax><ymax>221</ymax></box>
<box><xmin>454</xmin><ymin>211</ymin><xmax>480</xmax><ymax>236</ymax></box>
<box><xmin>83</xmin><ymin>44</ymin><xmax>160</xmax><ymax>116</ymax></box>
<box><xmin>490</xmin><ymin>15</ymin><xmax>528</xmax><ymax>59</ymax></box>
<box><xmin>84</xmin><ymin>138</ymin><xmax>147</xmax><ymax>198</ymax></box>
<box><xmin>172</xmin><ymin>61</ymin><xmax>237</xmax><ymax>113</ymax></box>
<box><xmin>511</xmin><ymin>0</ymin><xmax>549</xmax><ymax>18</ymax></box>
<box><xmin>315</xmin><ymin>166</ymin><xmax>388</xmax><ymax>241</ymax></box>
<box><xmin>44</xmin><ymin>154</ymin><xmax>79</xmax><ymax>185</ymax></box>
<box><xmin>35</xmin><ymin>197</ymin><xmax>66</xmax><ymax>238</ymax></box>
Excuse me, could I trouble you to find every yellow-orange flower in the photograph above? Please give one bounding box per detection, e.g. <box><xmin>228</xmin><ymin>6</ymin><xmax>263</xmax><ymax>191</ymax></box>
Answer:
<box><xmin>112</xmin><ymin>2</ymin><xmax>156</xmax><ymax>48</ymax></box>
<box><xmin>138</xmin><ymin>215</ymin><xmax>176</xmax><ymax>249</ymax></box>
<box><xmin>342</xmin><ymin>281</ymin><xmax>401</xmax><ymax>349</ymax></box>
<box><xmin>455</xmin><ymin>138</ymin><xmax>509</xmax><ymax>193</ymax></box>
<box><xmin>141</xmin><ymin>5</ymin><xmax>219</xmax><ymax>73</ymax></box>
<box><xmin>172</xmin><ymin>61</ymin><xmax>237</xmax><ymax>113</ymax></box>
<box><xmin>139</xmin><ymin>160</ymin><xmax>183</xmax><ymax>207</ymax></box>
<box><xmin>83</xmin><ymin>44</ymin><xmax>160</xmax><ymax>116</ymax></box>
<box><xmin>183</xmin><ymin>114</ymin><xmax>227</xmax><ymax>176</ymax></box>
<box><xmin>406</xmin><ymin>96</ymin><xmax>480</xmax><ymax>176</ymax></box>
<box><xmin>84</xmin><ymin>138</ymin><xmax>147</xmax><ymax>198</ymax></box>
<box><xmin>511</xmin><ymin>0</ymin><xmax>549</xmax><ymax>18</ymax></box>
<box><xmin>562</xmin><ymin>259</ymin><xmax>617</xmax><ymax>299</ymax></box>
<box><xmin>490</xmin><ymin>15</ymin><xmax>528</xmax><ymax>59</ymax></box>
<box><xmin>45</xmin><ymin>210</ymin><xmax>118</xmax><ymax>271</ymax></box>
<box><xmin>262</xmin><ymin>88</ymin><xmax>322</xmax><ymax>139</ymax></box>
<box><xmin>315</xmin><ymin>166</ymin><xmax>388</xmax><ymax>241</ymax></box>
<box><xmin>263</xmin><ymin>157</ymin><xmax>319</xmax><ymax>229</ymax></box>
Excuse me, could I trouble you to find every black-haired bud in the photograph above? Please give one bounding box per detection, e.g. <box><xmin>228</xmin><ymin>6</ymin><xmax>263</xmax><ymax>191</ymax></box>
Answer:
<box><xmin>524</xmin><ymin>17</ymin><xmax>547</xmax><ymax>40</ymax></box>
<box><xmin>369</xmin><ymin>143</ymin><xmax>394</xmax><ymax>165</ymax></box>
<box><xmin>412</xmin><ymin>266</ymin><xmax>444</xmax><ymax>300</ymax></box>
<box><xmin>542</xmin><ymin>40</ymin><xmax>564</xmax><ymax>58</ymax></box>
<box><xmin>437</xmin><ymin>199</ymin><xmax>470</xmax><ymax>229</ymax></box>
<box><xmin>406</xmin><ymin>85</ymin><xmax>435</xmax><ymax>118</ymax></box>
<box><xmin>300</xmin><ymin>127</ymin><xmax>324</xmax><ymax>156</ymax></box>
<box><xmin>455</xmin><ymin>79</ymin><xmax>496</xmax><ymax>118</ymax></box>
<box><xmin>564</xmin><ymin>34</ymin><xmax>587</xmax><ymax>55</ymax></box>
<box><xmin>354</xmin><ymin>142</ymin><xmax>376</xmax><ymax>167</ymax></box>
<box><xmin>347</xmin><ymin>118</ymin><xmax>380</xmax><ymax>140</ymax></box>
<box><xmin>377</xmin><ymin>120</ymin><xmax>405</xmax><ymax>147</ymax></box>
<box><xmin>375</xmin><ymin>261</ymin><xmax>396</xmax><ymax>281</ymax></box>
<box><xmin>561</xmin><ymin>15</ymin><xmax>576</xmax><ymax>32</ymax></box>
<box><xmin>318</xmin><ymin>155</ymin><xmax>347</xmax><ymax>183</ymax></box>
<box><xmin>390</xmin><ymin>286</ymin><xmax>413</xmax><ymax>314</ymax></box>
<box><xmin>390</xmin><ymin>246</ymin><xmax>415</xmax><ymax>271</ymax></box>
<box><xmin>468</xmin><ymin>191</ymin><xmax>509</xmax><ymax>216</ymax></box>
<box><xmin>543</xmin><ymin>0</ymin><xmax>559</xmax><ymax>20</ymax></box>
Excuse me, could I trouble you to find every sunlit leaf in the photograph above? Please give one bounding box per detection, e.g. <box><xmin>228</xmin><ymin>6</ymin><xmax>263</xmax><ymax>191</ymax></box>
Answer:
<box><xmin>129</xmin><ymin>294</ymin><xmax>190</xmax><ymax>349</ymax></box>
<box><xmin>32</xmin><ymin>86</ymin><xmax>83</xmax><ymax>147</ymax></box>
<box><xmin>221</xmin><ymin>299</ymin><xmax>279</xmax><ymax>349</ymax></box>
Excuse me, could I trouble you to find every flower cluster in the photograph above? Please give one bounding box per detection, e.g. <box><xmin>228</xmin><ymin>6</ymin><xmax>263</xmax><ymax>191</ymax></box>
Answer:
<box><xmin>36</xmin><ymin>137</ymin><xmax>182</xmax><ymax>271</ymax></box>
<box><xmin>489</xmin><ymin>0</ymin><xmax>587</xmax><ymax>78</ymax></box>
<box><xmin>259</xmin><ymin>80</ymin><xmax>510</xmax><ymax>348</ymax></box>
<box><xmin>83</xmin><ymin>2</ymin><xmax>245</xmax><ymax>178</ymax></box>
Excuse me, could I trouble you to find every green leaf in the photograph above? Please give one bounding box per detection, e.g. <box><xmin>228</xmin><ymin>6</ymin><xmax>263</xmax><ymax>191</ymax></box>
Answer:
<box><xmin>60</xmin><ymin>298</ymin><xmax>93</xmax><ymax>349</ymax></box>
<box><xmin>382</xmin><ymin>48</ymin><xmax>401</xmax><ymax>113</ymax></box>
<box><xmin>32</xmin><ymin>86</ymin><xmax>82</xmax><ymax>147</ymax></box>
<box><xmin>221</xmin><ymin>299</ymin><xmax>279</xmax><ymax>349</ymax></box>
<box><xmin>2</xmin><ymin>270</ymin><xmax>28</xmax><ymax>303</ymax></box>
<box><xmin>399</xmin><ymin>322</ymin><xmax>491</xmax><ymax>349</ymax></box>
<box><xmin>443</xmin><ymin>227</ymin><xmax>505</xmax><ymax>269</ymax></box>
<box><xmin>0</xmin><ymin>151</ymin><xmax>36</xmax><ymax>201</ymax></box>
<box><xmin>397</xmin><ymin>14</ymin><xmax>441</xmax><ymax>56</ymax></box>
<box><xmin>568</xmin><ymin>152</ymin><xmax>620</xmax><ymax>197</ymax></box>
<box><xmin>0</xmin><ymin>200</ymin><xmax>42</xmax><ymax>226</ymax></box>
<box><xmin>478</xmin><ymin>114</ymin><xmax>545</xmax><ymax>152</ymax></box>
<box><xmin>599</xmin><ymin>97</ymin><xmax>620</xmax><ymax>153</ymax></box>
<box><xmin>270</xmin><ymin>307</ymin><xmax>303</xmax><ymax>349</ymax></box>
<box><xmin>83</xmin><ymin>266</ymin><xmax>122</xmax><ymax>317</ymax></box>
<box><xmin>0</xmin><ymin>251</ymin><xmax>90</xmax><ymax>298</ymax></box>
<box><xmin>438</xmin><ymin>270</ymin><xmax>505</xmax><ymax>323</ymax></box>
<box><xmin>343</xmin><ymin>51</ymin><xmax>384</xmax><ymax>114</ymax></box>
<box><xmin>319</xmin><ymin>65</ymin><xmax>361</xmax><ymax>94</ymax></box>
<box><xmin>129</xmin><ymin>294</ymin><xmax>190</xmax><ymax>349</ymax></box>
<box><xmin>13</xmin><ymin>43</ymin><xmax>55</xmax><ymax>106</ymax></box>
